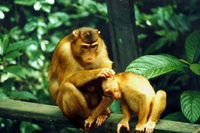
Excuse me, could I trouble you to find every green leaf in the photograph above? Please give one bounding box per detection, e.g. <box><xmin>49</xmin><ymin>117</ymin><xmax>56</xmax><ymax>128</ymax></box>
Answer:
<box><xmin>9</xmin><ymin>91</ymin><xmax>37</xmax><ymax>101</ymax></box>
<box><xmin>185</xmin><ymin>30</ymin><xmax>200</xmax><ymax>63</ymax></box>
<box><xmin>4</xmin><ymin>40</ymin><xmax>37</xmax><ymax>54</ymax></box>
<box><xmin>181</xmin><ymin>91</ymin><xmax>200</xmax><ymax>123</ymax></box>
<box><xmin>145</xmin><ymin>38</ymin><xmax>166</xmax><ymax>54</ymax></box>
<box><xmin>3</xmin><ymin>51</ymin><xmax>23</xmax><ymax>59</ymax></box>
<box><xmin>20</xmin><ymin>121</ymin><xmax>41</xmax><ymax>133</ymax></box>
<box><xmin>190</xmin><ymin>64</ymin><xmax>200</xmax><ymax>75</ymax></box>
<box><xmin>14</xmin><ymin>0</ymin><xmax>37</xmax><ymax>6</ymax></box>
<box><xmin>4</xmin><ymin>65</ymin><xmax>26</xmax><ymax>78</ymax></box>
<box><xmin>0</xmin><ymin>6</ymin><xmax>10</xmax><ymax>12</ymax></box>
<box><xmin>0</xmin><ymin>10</ymin><xmax>5</xmax><ymax>19</ymax></box>
<box><xmin>0</xmin><ymin>34</ymin><xmax>9</xmax><ymax>55</ymax></box>
<box><xmin>125</xmin><ymin>54</ymin><xmax>187</xmax><ymax>79</ymax></box>
<box><xmin>24</xmin><ymin>22</ymin><xmax>37</xmax><ymax>33</ymax></box>
<box><xmin>0</xmin><ymin>92</ymin><xmax>10</xmax><ymax>100</ymax></box>
<box><xmin>42</xmin><ymin>4</ymin><xmax>51</xmax><ymax>13</ymax></box>
<box><xmin>2</xmin><ymin>78</ymin><xmax>15</xmax><ymax>93</ymax></box>
<box><xmin>163</xmin><ymin>112</ymin><xmax>189</xmax><ymax>122</ymax></box>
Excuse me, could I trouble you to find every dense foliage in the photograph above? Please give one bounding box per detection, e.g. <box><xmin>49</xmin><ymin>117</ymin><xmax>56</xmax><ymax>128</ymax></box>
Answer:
<box><xmin>0</xmin><ymin>0</ymin><xmax>200</xmax><ymax>132</ymax></box>
<box><xmin>126</xmin><ymin>30</ymin><xmax>200</xmax><ymax>123</ymax></box>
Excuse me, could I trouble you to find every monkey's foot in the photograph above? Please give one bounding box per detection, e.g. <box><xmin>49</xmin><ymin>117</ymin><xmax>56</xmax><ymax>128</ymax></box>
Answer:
<box><xmin>144</xmin><ymin>121</ymin><xmax>155</xmax><ymax>133</ymax></box>
<box><xmin>117</xmin><ymin>119</ymin><xmax>130</xmax><ymax>133</ymax></box>
<box><xmin>96</xmin><ymin>108</ymin><xmax>111</xmax><ymax>127</ymax></box>
<box><xmin>135</xmin><ymin>124</ymin><xmax>145</xmax><ymax>133</ymax></box>
<box><xmin>84</xmin><ymin>116</ymin><xmax>95</xmax><ymax>130</ymax></box>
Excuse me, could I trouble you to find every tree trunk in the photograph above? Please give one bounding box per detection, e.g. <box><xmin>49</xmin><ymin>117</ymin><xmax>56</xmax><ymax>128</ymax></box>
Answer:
<box><xmin>106</xmin><ymin>0</ymin><xmax>139</xmax><ymax>72</ymax></box>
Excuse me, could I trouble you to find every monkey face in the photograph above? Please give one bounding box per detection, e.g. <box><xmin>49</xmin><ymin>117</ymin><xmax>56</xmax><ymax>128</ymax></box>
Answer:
<box><xmin>80</xmin><ymin>43</ymin><xmax>99</xmax><ymax>65</ymax></box>
<box><xmin>102</xmin><ymin>78</ymin><xmax>121</xmax><ymax>100</ymax></box>
<box><xmin>71</xmin><ymin>35</ymin><xmax>100</xmax><ymax>67</ymax></box>
<box><xmin>71</xmin><ymin>27</ymin><xmax>100</xmax><ymax>66</ymax></box>
<box><xmin>104</xmin><ymin>89</ymin><xmax>121</xmax><ymax>100</ymax></box>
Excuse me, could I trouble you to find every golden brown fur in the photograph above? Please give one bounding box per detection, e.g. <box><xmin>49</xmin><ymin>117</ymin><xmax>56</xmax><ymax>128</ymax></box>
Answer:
<box><xmin>48</xmin><ymin>27</ymin><xmax>114</xmax><ymax>128</ymax></box>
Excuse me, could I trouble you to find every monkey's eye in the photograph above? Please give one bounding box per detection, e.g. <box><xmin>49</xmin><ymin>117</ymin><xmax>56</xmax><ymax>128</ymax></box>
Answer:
<box><xmin>82</xmin><ymin>45</ymin><xmax>88</xmax><ymax>49</ymax></box>
<box><xmin>91</xmin><ymin>45</ymin><xmax>97</xmax><ymax>49</ymax></box>
<box><xmin>105</xmin><ymin>91</ymin><xmax>112</xmax><ymax>96</ymax></box>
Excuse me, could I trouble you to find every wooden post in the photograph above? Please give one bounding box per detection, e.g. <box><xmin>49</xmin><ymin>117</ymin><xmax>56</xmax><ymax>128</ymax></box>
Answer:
<box><xmin>106</xmin><ymin>0</ymin><xmax>139</xmax><ymax>72</ymax></box>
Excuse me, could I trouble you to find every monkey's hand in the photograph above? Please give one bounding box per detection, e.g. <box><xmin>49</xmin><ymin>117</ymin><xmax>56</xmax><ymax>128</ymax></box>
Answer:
<box><xmin>96</xmin><ymin>108</ymin><xmax>111</xmax><ymax>127</ymax></box>
<box><xmin>98</xmin><ymin>68</ymin><xmax>115</xmax><ymax>79</ymax></box>
<box><xmin>84</xmin><ymin>116</ymin><xmax>95</xmax><ymax>130</ymax></box>
<box><xmin>117</xmin><ymin>119</ymin><xmax>130</xmax><ymax>133</ymax></box>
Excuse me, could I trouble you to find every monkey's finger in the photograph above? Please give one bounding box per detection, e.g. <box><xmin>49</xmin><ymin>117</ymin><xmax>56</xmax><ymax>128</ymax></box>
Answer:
<box><xmin>84</xmin><ymin>122</ymin><xmax>90</xmax><ymax>130</ymax></box>
<box><xmin>127</xmin><ymin>125</ymin><xmax>130</xmax><ymax>131</ymax></box>
<box><xmin>117</xmin><ymin>124</ymin><xmax>122</xmax><ymax>133</ymax></box>
<box><xmin>84</xmin><ymin>124</ymin><xmax>88</xmax><ymax>130</ymax></box>
<box><xmin>109</xmin><ymin>69</ymin><xmax>115</xmax><ymax>75</ymax></box>
<box><xmin>106</xmin><ymin>69</ymin><xmax>115</xmax><ymax>76</ymax></box>
<box><xmin>96</xmin><ymin>121</ymin><xmax>102</xmax><ymax>127</ymax></box>
<box><xmin>145</xmin><ymin>128</ymin><xmax>154</xmax><ymax>133</ymax></box>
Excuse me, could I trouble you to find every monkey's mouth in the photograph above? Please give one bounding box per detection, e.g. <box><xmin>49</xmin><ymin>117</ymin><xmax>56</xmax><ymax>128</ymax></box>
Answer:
<box><xmin>113</xmin><ymin>97</ymin><xmax>121</xmax><ymax>100</ymax></box>
<box><xmin>86</xmin><ymin>62</ymin><xmax>93</xmax><ymax>65</ymax></box>
<box><xmin>113</xmin><ymin>93</ymin><xmax>121</xmax><ymax>100</ymax></box>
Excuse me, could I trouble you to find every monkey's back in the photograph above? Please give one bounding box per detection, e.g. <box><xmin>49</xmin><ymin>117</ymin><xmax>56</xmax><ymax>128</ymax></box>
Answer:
<box><xmin>116</xmin><ymin>72</ymin><xmax>155</xmax><ymax>113</ymax></box>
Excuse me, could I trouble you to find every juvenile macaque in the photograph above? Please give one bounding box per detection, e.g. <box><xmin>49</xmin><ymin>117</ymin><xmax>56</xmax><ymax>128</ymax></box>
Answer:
<box><xmin>101</xmin><ymin>72</ymin><xmax>167</xmax><ymax>133</ymax></box>
<box><xmin>48</xmin><ymin>27</ymin><xmax>114</xmax><ymax>128</ymax></box>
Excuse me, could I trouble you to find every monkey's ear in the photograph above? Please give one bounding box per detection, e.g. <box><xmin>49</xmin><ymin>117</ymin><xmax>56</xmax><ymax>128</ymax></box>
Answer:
<box><xmin>95</xmin><ymin>29</ymin><xmax>101</xmax><ymax>34</ymax></box>
<box><xmin>72</xmin><ymin>30</ymin><xmax>79</xmax><ymax>38</ymax></box>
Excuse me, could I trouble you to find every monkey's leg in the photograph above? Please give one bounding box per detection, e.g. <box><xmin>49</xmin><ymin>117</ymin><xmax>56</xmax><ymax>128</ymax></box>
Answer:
<box><xmin>49</xmin><ymin>77</ymin><xmax>59</xmax><ymax>101</ymax></box>
<box><xmin>117</xmin><ymin>98</ymin><xmax>131</xmax><ymax>133</ymax></box>
<box><xmin>84</xmin><ymin>96</ymin><xmax>113</xmax><ymax>130</ymax></box>
<box><xmin>56</xmin><ymin>82</ymin><xmax>91</xmax><ymax>120</ymax></box>
<box><xmin>144</xmin><ymin>90</ymin><xmax>167</xmax><ymax>133</ymax></box>
<box><xmin>136</xmin><ymin>97</ymin><xmax>151</xmax><ymax>132</ymax></box>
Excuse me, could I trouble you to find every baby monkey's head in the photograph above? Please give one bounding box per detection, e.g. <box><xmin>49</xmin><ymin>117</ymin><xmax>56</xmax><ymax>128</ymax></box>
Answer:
<box><xmin>102</xmin><ymin>77</ymin><xmax>121</xmax><ymax>100</ymax></box>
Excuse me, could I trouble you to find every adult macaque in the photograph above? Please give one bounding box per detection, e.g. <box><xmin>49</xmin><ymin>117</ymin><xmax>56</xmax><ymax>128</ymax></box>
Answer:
<box><xmin>101</xmin><ymin>72</ymin><xmax>167</xmax><ymax>133</ymax></box>
<box><xmin>48</xmin><ymin>27</ymin><xmax>114</xmax><ymax>128</ymax></box>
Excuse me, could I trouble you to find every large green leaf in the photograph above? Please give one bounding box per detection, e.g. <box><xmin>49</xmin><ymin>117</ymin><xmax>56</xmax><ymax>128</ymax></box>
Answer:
<box><xmin>181</xmin><ymin>91</ymin><xmax>200</xmax><ymax>123</ymax></box>
<box><xmin>125</xmin><ymin>54</ymin><xmax>187</xmax><ymax>79</ymax></box>
<box><xmin>4</xmin><ymin>40</ymin><xmax>37</xmax><ymax>54</ymax></box>
<box><xmin>185</xmin><ymin>30</ymin><xmax>200</xmax><ymax>63</ymax></box>
<box><xmin>4</xmin><ymin>65</ymin><xmax>26</xmax><ymax>79</ymax></box>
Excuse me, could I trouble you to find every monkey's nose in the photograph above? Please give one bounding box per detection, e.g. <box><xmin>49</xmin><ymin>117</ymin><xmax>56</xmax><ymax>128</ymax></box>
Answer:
<box><xmin>114</xmin><ymin>93</ymin><xmax>121</xmax><ymax>100</ymax></box>
<box><xmin>88</xmin><ymin>57</ymin><xmax>93</xmax><ymax>61</ymax></box>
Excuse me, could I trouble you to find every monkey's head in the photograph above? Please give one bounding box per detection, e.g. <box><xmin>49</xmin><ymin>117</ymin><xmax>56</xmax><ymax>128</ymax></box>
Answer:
<box><xmin>71</xmin><ymin>27</ymin><xmax>102</xmax><ymax>67</ymax></box>
<box><xmin>102</xmin><ymin>78</ymin><xmax>121</xmax><ymax>100</ymax></box>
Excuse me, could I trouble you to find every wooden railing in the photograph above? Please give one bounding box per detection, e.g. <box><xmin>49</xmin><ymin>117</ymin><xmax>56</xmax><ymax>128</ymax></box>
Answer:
<box><xmin>0</xmin><ymin>99</ymin><xmax>200</xmax><ymax>133</ymax></box>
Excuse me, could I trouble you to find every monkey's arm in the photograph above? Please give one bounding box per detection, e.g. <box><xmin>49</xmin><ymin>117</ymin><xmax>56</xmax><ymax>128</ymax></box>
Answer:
<box><xmin>84</xmin><ymin>96</ymin><xmax>114</xmax><ymax>130</ymax></box>
<box><xmin>120</xmin><ymin>97</ymin><xmax>132</xmax><ymax>121</ymax></box>
<box><xmin>117</xmin><ymin>97</ymin><xmax>131</xmax><ymax>133</ymax></box>
<box><xmin>67</xmin><ymin>68</ymin><xmax>114</xmax><ymax>88</ymax></box>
